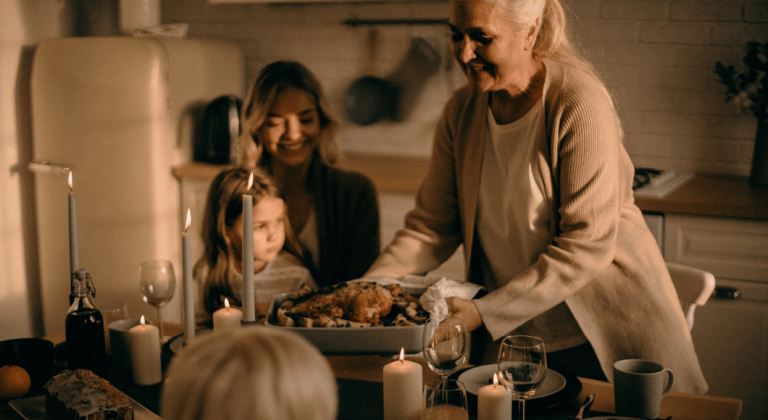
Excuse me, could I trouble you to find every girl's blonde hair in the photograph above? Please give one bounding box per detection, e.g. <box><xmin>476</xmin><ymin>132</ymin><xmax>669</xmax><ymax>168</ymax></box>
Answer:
<box><xmin>161</xmin><ymin>327</ymin><xmax>338</xmax><ymax>420</ymax></box>
<box><xmin>238</xmin><ymin>61</ymin><xmax>341</xmax><ymax>168</ymax></box>
<box><xmin>194</xmin><ymin>166</ymin><xmax>302</xmax><ymax>318</ymax></box>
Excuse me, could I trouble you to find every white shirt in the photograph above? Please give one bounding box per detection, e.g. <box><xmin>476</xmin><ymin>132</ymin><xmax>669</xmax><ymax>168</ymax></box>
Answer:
<box><xmin>477</xmin><ymin>99</ymin><xmax>587</xmax><ymax>352</ymax></box>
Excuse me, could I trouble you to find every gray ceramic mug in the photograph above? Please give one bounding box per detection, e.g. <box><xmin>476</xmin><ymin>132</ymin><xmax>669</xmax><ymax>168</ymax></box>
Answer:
<box><xmin>614</xmin><ymin>359</ymin><xmax>674</xmax><ymax>419</ymax></box>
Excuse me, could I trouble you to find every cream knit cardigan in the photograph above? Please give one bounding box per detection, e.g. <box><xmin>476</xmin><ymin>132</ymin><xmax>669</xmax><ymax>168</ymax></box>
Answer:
<box><xmin>366</xmin><ymin>59</ymin><xmax>708</xmax><ymax>394</ymax></box>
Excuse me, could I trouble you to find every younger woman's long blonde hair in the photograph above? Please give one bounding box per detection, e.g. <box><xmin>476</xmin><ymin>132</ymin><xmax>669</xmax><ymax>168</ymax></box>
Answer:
<box><xmin>194</xmin><ymin>166</ymin><xmax>302</xmax><ymax>318</ymax></box>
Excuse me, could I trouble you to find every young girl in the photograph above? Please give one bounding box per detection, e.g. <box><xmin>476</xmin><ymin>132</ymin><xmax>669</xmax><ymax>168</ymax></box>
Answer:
<box><xmin>194</xmin><ymin>166</ymin><xmax>316</xmax><ymax>326</ymax></box>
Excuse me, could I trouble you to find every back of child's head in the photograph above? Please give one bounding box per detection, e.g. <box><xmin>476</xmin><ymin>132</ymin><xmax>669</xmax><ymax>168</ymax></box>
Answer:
<box><xmin>161</xmin><ymin>327</ymin><xmax>338</xmax><ymax>420</ymax></box>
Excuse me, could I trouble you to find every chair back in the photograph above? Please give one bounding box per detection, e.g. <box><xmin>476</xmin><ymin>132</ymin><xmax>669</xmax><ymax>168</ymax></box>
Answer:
<box><xmin>666</xmin><ymin>262</ymin><xmax>716</xmax><ymax>330</ymax></box>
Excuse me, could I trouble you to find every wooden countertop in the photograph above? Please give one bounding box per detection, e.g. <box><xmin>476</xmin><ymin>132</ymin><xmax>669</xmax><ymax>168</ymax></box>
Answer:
<box><xmin>173</xmin><ymin>154</ymin><xmax>768</xmax><ymax>221</ymax></box>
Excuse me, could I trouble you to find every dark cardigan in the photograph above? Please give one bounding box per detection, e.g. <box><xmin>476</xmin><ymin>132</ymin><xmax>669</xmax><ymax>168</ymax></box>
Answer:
<box><xmin>304</xmin><ymin>155</ymin><xmax>381</xmax><ymax>287</ymax></box>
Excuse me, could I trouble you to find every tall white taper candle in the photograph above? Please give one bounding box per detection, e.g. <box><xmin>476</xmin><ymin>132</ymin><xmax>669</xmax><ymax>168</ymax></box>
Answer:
<box><xmin>242</xmin><ymin>173</ymin><xmax>255</xmax><ymax>322</ymax></box>
<box><xmin>182</xmin><ymin>209</ymin><xmax>195</xmax><ymax>344</ymax></box>
<box><xmin>68</xmin><ymin>171</ymin><xmax>79</xmax><ymax>276</ymax></box>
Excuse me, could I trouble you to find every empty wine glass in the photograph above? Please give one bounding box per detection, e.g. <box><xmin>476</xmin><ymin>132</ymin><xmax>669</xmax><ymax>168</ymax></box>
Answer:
<box><xmin>423</xmin><ymin>317</ymin><xmax>469</xmax><ymax>384</ymax></box>
<box><xmin>139</xmin><ymin>259</ymin><xmax>176</xmax><ymax>341</ymax></box>
<box><xmin>497</xmin><ymin>335</ymin><xmax>547</xmax><ymax>420</ymax></box>
<box><xmin>421</xmin><ymin>378</ymin><xmax>469</xmax><ymax>420</ymax></box>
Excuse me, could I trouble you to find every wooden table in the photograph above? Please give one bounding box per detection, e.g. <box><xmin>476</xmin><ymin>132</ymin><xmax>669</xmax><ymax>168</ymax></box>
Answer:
<box><xmin>2</xmin><ymin>335</ymin><xmax>742</xmax><ymax>420</ymax></box>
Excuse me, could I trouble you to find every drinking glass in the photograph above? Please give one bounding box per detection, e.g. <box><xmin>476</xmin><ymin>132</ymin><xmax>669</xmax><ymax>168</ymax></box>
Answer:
<box><xmin>497</xmin><ymin>335</ymin><xmax>547</xmax><ymax>420</ymax></box>
<box><xmin>138</xmin><ymin>259</ymin><xmax>176</xmax><ymax>341</ymax></box>
<box><xmin>100</xmin><ymin>301</ymin><xmax>129</xmax><ymax>355</ymax></box>
<box><xmin>422</xmin><ymin>318</ymin><xmax>469</xmax><ymax>384</ymax></box>
<box><xmin>421</xmin><ymin>378</ymin><xmax>469</xmax><ymax>420</ymax></box>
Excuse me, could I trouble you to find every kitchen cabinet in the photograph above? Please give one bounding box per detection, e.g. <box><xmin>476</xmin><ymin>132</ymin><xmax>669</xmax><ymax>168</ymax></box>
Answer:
<box><xmin>174</xmin><ymin>159</ymin><xmax>768</xmax><ymax>420</ymax></box>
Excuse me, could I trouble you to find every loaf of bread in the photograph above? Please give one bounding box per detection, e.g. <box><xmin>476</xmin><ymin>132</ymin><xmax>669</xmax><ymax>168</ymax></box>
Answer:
<box><xmin>45</xmin><ymin>369</ymin><xmax>133</xmax><ymax>420</ymax></box>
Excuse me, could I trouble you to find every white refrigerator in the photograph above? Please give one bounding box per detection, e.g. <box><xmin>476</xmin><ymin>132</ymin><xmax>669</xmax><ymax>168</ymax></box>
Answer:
<box><xmin>30</xmin><ymin>36</ymin><xmax>244</xmax><ymax>335</ymax></box>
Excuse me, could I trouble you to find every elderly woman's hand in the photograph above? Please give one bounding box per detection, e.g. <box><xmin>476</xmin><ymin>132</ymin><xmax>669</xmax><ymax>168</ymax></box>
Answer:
<box><xmin>444</xmin><ymin>297</ymin><xmax>483</xmax><ymax>332</ymax></box>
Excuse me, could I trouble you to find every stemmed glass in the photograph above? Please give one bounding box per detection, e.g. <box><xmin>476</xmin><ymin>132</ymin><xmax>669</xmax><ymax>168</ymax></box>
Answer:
<box><xmin>139</xmin><ymin>259</ymin><xmax>177</xmax><ymax>341</ymax></box>
<box><xmin>497</xmin><ymin>335</ymin><xmax>547</xmax><ymax>420</ymax></box>
<box><xmin>422</xmin><ymin>317</ymin><xmax>469</xmax><ymax>384</ymax></box>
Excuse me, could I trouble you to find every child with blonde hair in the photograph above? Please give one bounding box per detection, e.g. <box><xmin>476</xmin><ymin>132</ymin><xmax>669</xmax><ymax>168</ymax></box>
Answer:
<box><xmin>161</xmin><ymin>327</ymin><xmax>338</xmax><ymax>420</ymax></box>
<box><xmin>194</xmin><ymin>166</ymin><xmax>316</xmax><ymax>326</ymax></box>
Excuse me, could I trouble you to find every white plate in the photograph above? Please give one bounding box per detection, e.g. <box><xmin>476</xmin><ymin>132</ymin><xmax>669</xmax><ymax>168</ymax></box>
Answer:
<box><xmin>457</xmin><ymin>364</ymin><xmax>566</xmax><ymax>399</ymax></box>
<box><xmin>9</xmin><ymin>395</ymin><xmax>161</xmax><ymax>420</ymax></box>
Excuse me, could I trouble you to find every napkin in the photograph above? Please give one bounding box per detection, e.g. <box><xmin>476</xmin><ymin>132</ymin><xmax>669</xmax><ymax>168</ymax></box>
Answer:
<box><xmin>361</xmin><ymin>275</ymin><xmax>483</xmax><ymax>322</ymax></box>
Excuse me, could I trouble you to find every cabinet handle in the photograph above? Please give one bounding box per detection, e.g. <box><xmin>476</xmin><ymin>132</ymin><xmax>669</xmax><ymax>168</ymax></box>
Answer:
<box><xmin>712</xmin><ymin>286</ymin><xmax>742</xmax><ymax>300</ymax></box>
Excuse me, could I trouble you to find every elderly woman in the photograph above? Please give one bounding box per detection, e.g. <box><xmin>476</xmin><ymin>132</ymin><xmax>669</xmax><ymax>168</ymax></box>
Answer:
<box><xmin>239</xmin><ymin>61</ymin><xmax>380</xmax><ymax>287</ymax></box>
<box><xmin>365</xmin><ymin>0</ymin><xmax>708</xmax><ymax>393</ymax></box>
<box><xmin>161</xmin><ymin>328</ymin><xmax>338</xmax><ymax>420</ymax></box>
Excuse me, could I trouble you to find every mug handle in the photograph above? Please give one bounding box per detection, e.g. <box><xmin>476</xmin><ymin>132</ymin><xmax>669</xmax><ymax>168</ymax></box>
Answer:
<box><xmin>661</xmin><ymin>368</ymin><xmax>674</xmax><ymax>397</ymax></box>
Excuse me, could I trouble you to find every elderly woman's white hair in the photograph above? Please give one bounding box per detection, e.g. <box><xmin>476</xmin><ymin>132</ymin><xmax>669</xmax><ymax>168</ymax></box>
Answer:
<box><xmin>161</xmin><ymin>327</ymin><xmax>338</xmax><ymax>420</ymax></box>
<box><xmin>482</xmin><ymin>0</ymin><xmax>620</xmax><ymax>131</ymax></box>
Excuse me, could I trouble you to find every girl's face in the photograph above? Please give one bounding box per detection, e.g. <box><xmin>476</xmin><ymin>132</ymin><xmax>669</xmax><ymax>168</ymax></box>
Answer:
<box><xmin>449</xmin><ymin>0</ymin><xmax>538</xmax><ymax>94</ymax></box>
<box><xmin>226</xmin><ymin>195</ymin><xmax>287</xmax><ymax>269</ymax></box>
<box><xmin>256</xmin><ymin>86</ymin><xmax>321</xmax><ymax>167</ymax></box>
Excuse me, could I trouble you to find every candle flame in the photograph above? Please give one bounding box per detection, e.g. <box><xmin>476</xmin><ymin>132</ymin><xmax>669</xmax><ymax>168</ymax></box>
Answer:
<box><xmin>140</xmin><ymin>315</ymin><xmax>146</xmax><ymax>326</ymax></box>
<box><xmin>184</xmin><ymin>209</ymin><xmax>191</xmax><ymax>232</ymax></box>
<box><xmin>492</xmin><ymin>373</ymin><xmax>499</xmax><ymax>386</ymax></box>
<box><xmin>224</xmin><ymin>298</ymin><xmax>230</xmax><ymax>309</ymax></box>
<box><xmin>68</xmin><ymin>171</ymin><xmax>73</xmax><ymax>192</ymax></box>
<box><xmin>247</xmin><ymin>172</ymin><xmax>254</xmax><ymax>191</ymax></box>
<box><xmin>399</xmin><ymin>348</ymin><xmax>405</xmax><ymax>363</ymax></box>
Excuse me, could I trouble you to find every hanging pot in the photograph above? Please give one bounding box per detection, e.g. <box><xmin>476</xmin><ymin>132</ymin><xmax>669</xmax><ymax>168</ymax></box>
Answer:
<box><xmin>749</xmin><ymin>117</ymin><xmax>768</xmax><ymax>185</ymax></box>
<box><xmin>344</xmin><ymin>28</ymin><xmax>399</xmax><ymax>126</ymax></box>
<box><xmin>388</xmin><ymin>37</ymin><xmax>441</xmax><ymax>122</ymax></box>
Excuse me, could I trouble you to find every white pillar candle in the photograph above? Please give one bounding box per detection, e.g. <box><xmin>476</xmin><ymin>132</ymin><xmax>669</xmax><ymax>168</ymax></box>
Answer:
<box><xmin>242</xmin><ymin>173</ymin><xmax>255</xmax><ymax>323</ymax></box>
<box><xmin>213</xmin><ymin>298</ymin><xmax>243</xmax><ymax>334</ymax></box>
<box><xmin>128</xmin><ymin>315</ymin><xmax>162</xmax><ymax>386</ymax></box>
<box><xmin>383</xmin><ymin>348</ymin><xmax>423</xmax><ymax>420</ymax></box>
<box><xmin>478</xmin><ymin>373</ymin><xmax>512</xmax><ymax>420</ymax></box>
<box><xmin>68</xmin><ymin>171</ymin><xmax>79</xmax><ymax>276</ymax></box>
<box><xmin>182</xmin><ymin>209</ymin><xmax>195</xmax><ymax>345</ymax></box>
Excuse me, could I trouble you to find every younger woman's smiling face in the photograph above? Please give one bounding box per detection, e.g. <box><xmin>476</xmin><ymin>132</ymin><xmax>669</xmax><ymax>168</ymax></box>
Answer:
<box><xmin>449</xmin><ymin>0</ymin><xmax>538</xmax><ymax>95</ymax></box>
<box><xmin>256</xmin><ymin>86</ymin><xmax>321</xmax><ymax>168</ymax></box>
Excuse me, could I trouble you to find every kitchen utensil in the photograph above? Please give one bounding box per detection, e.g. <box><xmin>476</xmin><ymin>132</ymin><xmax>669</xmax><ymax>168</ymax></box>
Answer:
<box><xmin>570</xmin><ymin>393</ymin><xmax>595</xmax><ymax>420</ymax></box>
<box><xmin>388</xmin><ymin>37</ymin><xmax>441</xmax><ymax>121</ymax></box>
<box><xmin>344</xmin><ymin>28</ymin><xmax>399</xmax><ymax>126</ymax></box>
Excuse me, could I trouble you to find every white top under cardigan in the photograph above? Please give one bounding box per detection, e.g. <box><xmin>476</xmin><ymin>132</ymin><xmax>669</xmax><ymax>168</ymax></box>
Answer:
<box><xmin>478</xmin><ymin>103</ymin><xmax>587</xmax><ymax>352</ymax></box>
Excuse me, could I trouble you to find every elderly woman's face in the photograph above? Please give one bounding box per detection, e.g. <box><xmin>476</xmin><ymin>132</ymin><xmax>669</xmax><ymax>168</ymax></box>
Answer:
<box><xmin>257</xmin><ymin>86</ymin><xmax>321</xmax><ymax>167</ymax></box>
<box><xmin>449</xmin><ymin>0</ymin><xmax>537</xmax><ymax>94</ymax></box>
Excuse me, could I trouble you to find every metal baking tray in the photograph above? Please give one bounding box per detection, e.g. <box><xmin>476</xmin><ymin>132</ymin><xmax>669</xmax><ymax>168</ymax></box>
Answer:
<box><xmin>266</xmin><ymin>292</ymin><xmax>425</xmax><ymax>355</ymax></box>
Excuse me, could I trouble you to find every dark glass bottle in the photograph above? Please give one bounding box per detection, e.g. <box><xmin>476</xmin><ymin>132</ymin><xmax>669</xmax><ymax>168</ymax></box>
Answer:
<box><xmin>65</xmin><ymin>269</ymin><xmax>106</xmax><ymax>373</ymax></box>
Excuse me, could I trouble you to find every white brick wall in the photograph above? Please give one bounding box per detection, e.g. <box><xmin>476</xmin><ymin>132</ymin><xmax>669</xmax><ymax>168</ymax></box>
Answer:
<box><xmin>163</xmin><ymin>0</ymin><xmax>768</xmax><ymax>176</ymax></box>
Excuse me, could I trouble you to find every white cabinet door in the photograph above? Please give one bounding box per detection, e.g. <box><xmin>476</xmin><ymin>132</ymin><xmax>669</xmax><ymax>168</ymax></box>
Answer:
<box><xmin>664</xmin><ymin>214</ymin><xmax>768</xmax><ymax>420</ymax></box>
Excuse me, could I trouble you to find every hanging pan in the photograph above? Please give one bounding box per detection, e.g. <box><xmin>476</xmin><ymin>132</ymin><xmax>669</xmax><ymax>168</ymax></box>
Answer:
<box><xmin>344</xmin><ymin>28</ymin><xmax>399</xmax><ymax>126</ymax></box>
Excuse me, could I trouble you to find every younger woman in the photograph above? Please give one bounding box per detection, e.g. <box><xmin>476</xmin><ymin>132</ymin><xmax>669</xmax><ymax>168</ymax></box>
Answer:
<box><xmin>238</xmin><ymin>61</ymin><xmax>380</xmax><ymax>288</ymax></box>
<box><xmin>194</xmin><ymin>166</ymin><xmax>315</xmax><ymax>326</ymax></box>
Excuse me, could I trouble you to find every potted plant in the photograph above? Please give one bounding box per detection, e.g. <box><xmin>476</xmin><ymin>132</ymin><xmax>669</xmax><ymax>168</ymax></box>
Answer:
<box><xmin>715</xmin><ymin>41</ymin><xmax>768</xmax><ymax>185</ymax></box>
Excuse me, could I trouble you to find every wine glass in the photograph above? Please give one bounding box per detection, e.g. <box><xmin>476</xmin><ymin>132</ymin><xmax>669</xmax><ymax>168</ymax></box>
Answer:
<box><xmin>139</xmin><ymin>259</ymin><xmax>177</xmax><ymax>341</ymax></box>
<box><xmin>422</xmin><ymin>317</ymin><xmax>469</xmax><ymax>384</ymax></box>
<box><xmin>421</xmin><ymin>378</ymin><xmax>469</xmax><ymax>420</ymax></box>
<box><xmin>497</xmin><ymin>335</ymin><xmax>547</xmax><ymax>420</ymax></box>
